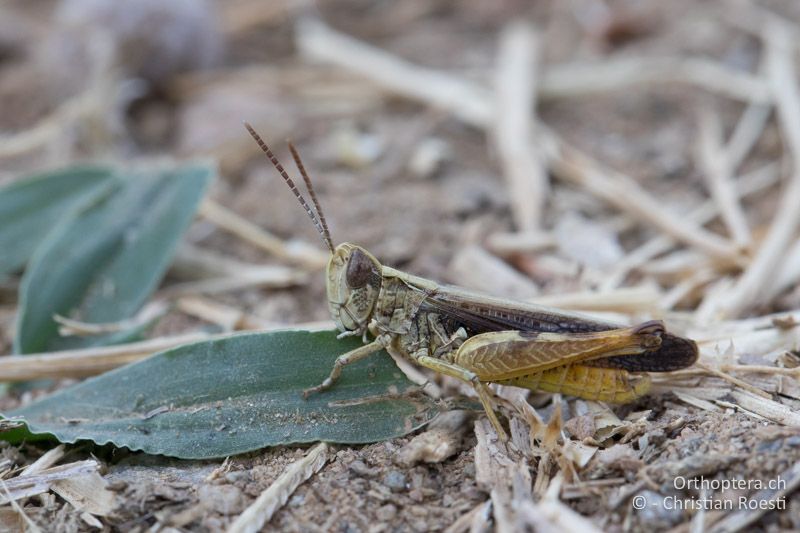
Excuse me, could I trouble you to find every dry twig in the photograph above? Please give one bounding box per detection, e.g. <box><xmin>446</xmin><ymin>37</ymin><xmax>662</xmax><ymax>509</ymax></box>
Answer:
<box><xmin>539</xmin><ymin>57</ymin><xmax>771</xmax><ymax>105</ymax></box>
<box><xmin>493</xmin><ymin>22</ymin><xmax>547</xmax><ymax>231</ymax></box>
<box><xmin>227</xmin><ymin>442</ymin><xmax>329</xmax><ymax>533</ymax></box>
<box><xmin>697</xmin><ymin>110</ymin><xmax>752</xmax><ymax>249</ymax></box>
<box><xmin>296</xmin><ymin>18</ymin><xmax>743</xmax><ymax>264</ymax></box>
<box><xmin>711</xmin><ymin>21</ymin><xmax>800</xmax><ymax>318</ymax></box>
<box><xmin>199</xmin><ymin>199</ymin><xmax>328</xmax><ymax>269</ymax></box>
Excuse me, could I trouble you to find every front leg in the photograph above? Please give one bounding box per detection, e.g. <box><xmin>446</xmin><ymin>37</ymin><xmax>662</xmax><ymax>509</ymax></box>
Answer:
<box><xmin>303</xmin><ymin>334</ymin><xmax>391</xmax><ymax>398</ymax></box>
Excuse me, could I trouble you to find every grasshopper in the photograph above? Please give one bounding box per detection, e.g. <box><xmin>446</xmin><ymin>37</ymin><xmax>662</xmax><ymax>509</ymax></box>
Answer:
<box><xmin>245</xmin><ymin>123</ymin><xmax>698</xmax><ymax>441</ymax></box>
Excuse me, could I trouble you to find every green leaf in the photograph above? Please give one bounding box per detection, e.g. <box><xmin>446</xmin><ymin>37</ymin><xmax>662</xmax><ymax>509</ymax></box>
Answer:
<box><xmin>0</xmin><ymin>166</ymin><xmax>117</xmax><ymax>277</ymax></box>
<box><xmin>2</xmin><ymin>330</ymin><xmax>438</xmax><ymax>459</ymax></box>
<box><xmin>15</xmin><ymin>164</ymin><xmax>214</xmax><ymax>354</ymax></box>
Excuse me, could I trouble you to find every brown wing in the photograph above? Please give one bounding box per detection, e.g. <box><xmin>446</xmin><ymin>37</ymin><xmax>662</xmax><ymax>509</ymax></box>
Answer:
<box><xmin>416</xmin><ymin>285</ymin><xmax>698</xmax><ymax>372</ymax></box>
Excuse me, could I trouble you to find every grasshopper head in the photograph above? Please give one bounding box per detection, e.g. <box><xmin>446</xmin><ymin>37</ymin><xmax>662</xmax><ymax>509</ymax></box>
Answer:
<box><xmin>243</xmin><ymin>125</ymin><xmax>381</xmax><ymax>333</ymax></box>
<box><xmin>327</xmin><ymin>243</ymin><xmax>383</xmax><ymax>334</ymax></box>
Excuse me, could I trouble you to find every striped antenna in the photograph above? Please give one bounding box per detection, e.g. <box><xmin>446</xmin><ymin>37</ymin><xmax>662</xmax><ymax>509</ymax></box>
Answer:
<box><xmin>288</xmin><ymin>141</ymin><xmax>332</xmax><ymax>252</ymax></box>
<box><xmin>244</xmin><ymin>122</ymin><xmax>335</xmax><ymax>254</ymax></box>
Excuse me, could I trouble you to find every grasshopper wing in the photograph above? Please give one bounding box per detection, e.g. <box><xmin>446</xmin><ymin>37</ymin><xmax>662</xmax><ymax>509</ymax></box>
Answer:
<box><xmin>450</xmin><ymin>322</ymin><xmax>664</xmax><ymax>381</ymax></box>
<box><xmin>410</xmin><ymin>278</ymin><xmax>698</xmax><ymax>371</ymax></box>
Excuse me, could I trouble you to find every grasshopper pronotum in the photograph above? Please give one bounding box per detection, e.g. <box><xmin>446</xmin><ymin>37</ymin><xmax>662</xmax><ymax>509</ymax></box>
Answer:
<box><xmin>245</xmin><ymin>123</ymin><xmax>698</xmax><ymax>441</ymax></box>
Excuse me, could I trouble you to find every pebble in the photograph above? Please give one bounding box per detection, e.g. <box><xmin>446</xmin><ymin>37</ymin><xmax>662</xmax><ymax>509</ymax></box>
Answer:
<box><xmin>376</xmin><ymin>504</ymin><xmax>397</xmax><ymax>521</ymax></box>
<box><xmin>757</xmin><ymin>439</ymin><xmax>783</xmax><ymax>453</ymax></box>
<box><xmin>408</xmin><ymin>488</ymin><xmax>424</xmax><ymax>502</ymax></box>
<box><xmin>349</xmin><ymin>460</ymin><xmax>379</xmax><ymax>478</ymax></box>
<box><xmin>463</xmin><ymin>463</ymin><xmax>476</xmax><ymax>478</ymax></box>
<box><xmin>382</xmin><ymin>470</ymin><xmax>407</xmax><ymax>492</ymax></box>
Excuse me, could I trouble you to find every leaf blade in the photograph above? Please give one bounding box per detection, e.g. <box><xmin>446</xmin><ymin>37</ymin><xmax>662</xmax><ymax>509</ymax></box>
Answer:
<box><xmin>14</xmin><ymin>164</ymin><xmax>214</xmax><ymax>353</ymax></box>
<box><xmin>0</xmin><ymin>166</ymin><xmax>116</xmax><ymax>277</ymax></box>
<box><xmin>2</xmin><ymin>330</ymin><xmax>438</xmax><ymax>458</ymax></box>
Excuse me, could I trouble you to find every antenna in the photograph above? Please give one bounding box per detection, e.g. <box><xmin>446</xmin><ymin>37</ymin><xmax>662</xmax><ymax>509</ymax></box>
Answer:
<box><xmin>288</xmin><ymin>141</ymin><xmax>332</xmax><ymax>252</ymax></box>
<box><xmin>244</xmin><ymin>122</ymin><xmax>335</xmax><ymax>254</ymax></box>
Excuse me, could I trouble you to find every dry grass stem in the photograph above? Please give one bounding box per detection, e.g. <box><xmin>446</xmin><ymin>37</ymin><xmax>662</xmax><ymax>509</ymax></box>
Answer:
<box><xmin>0</xmin><ymin>81</ymin><xmax>112</xmax><ymax>163</ymax></box>
<box><xmin>55</xmin><ymin>300</ymin><xmax>169</xmax><ymax>337</ymax></box>
<box><xmin>600</xmin><ymin>162</ymin><xmax>779</xmax><ymax>290</ymax></box>
<box><xmin>176</xmin><ymin>295</ymin><xmax>334</xmax><ymax>332</ymax></box>
<box><xmin>544</xmin><ymin>133</ymin><xmax>742</xmax><ymax>262</ymax></box>
<box><xmin>0</xmin><ymin>333</ymin><xmax>214</xmax><ymax>381</ymax></box>
<box><xmin>770</xmin><ymin>239</ymin><xmax>800</xmax><ymax>301</ymax></box>
<box><xmin>0</xmin><ymin>461</ymin><xmax>99</xmax><ymax>504</ymax></box>
<box><xmin>159</xmin><ymin>268</ymin><xmax>307</xmax><ymax>297</ymax></box>
<box><xmin>697</xmin><ymin>110</ymin><xmax>752</xmax><ymax>249</ymax></box>
<box><xmin>199</xmin><ymin>199</ymin><xmax>329</xmax><ymax>269</ymax></box>
<box><xmin>660</xmin><ymin>268</ymin><xmax>718</xmax><ymax>311</ymax></box>
<box><xmin>448</xmin><ymin>245</ymin><xmax>539</xmax><ymax>298</ymax></box>
<box><xmin>175</xmin><ymin>296</ymin><xmax>273</xmax><ymax>331</ymax></box>
<box><xmin>695</xmin><ymin>362</ymin><xmax>771</xmax><ymax>399</ymax></box>
<box><xmin>528</xmin><ymin>285</ymin><xmax>662</xmax><ymax>315</ymax></box>
<box><xmin>172</xmin><ymin>244</ymin><xmax>284</xmax><ymax>278</ymax></box>
<box><xmin>539</xmin><ymin>57</ymin><xmax>771</xmax><ymax>104</ymax></box>
<box><xmin>712</xmin><ymin>22</ymin><xmax>800</xmax><ymax>318</ymax></box>
<box><xmin>494</xmin><ymin>22</ymin><xmax>547</xmax><ymax>231</ymax></box>
<box><xmin>0</xmin><ymin>320</ymin><xmax>336</xmax><ymax>381</ymax></box>
<box><xmin>169</xmin><ymin>244</ymin><xmax>309</xmax><ymax>294</ymax></box>
<box><xmin>298</xmin><ymin>18</ymin><xmax>742</xmax><ymax>264</ymax></box>
<box><xmin>19</xmin><ymin>445</ymin><xmax>66</xmax><ymax>477</ymax></box>
<box><xmin>485</xmin><ymin>230</ymin><xmax>556</xmax><ymax>255</ymax></box>
<box><xmin>725</xmin><ymin>103</ymin><xmax>773</xmax><ymax>170</ymax></box>
<box><xmin>296</xmin><ymin>18</ymin><xmax>493</xmax><ymax>128</ymax></box>
<box><xmin>227</xmin><ymin>442</ymin><xmax>329</xmax><ymax>533</ymax></box>
<box><xmin>728</xmin><ymin>390</ymin><xmax>800</xmax><ymax>426</ymax></box>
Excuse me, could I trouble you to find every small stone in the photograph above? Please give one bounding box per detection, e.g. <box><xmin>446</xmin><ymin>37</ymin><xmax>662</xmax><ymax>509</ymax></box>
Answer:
<box><xmin>408</xmin><ymin>488</ymin><xmax>424</xmax><ymax>502</ymax></box>
<box><xmin>757</xmin><ymin>439</ymin><xmax>783</xmax><ymax>453</ymax></box>
<box><xmin>349</xmin><ymin>460</ymin><xmax>379</xmax><ymax>478</ymax></box>
<box><xmin>382</xmin><ymin>470</ymin><xmax>407</xmax><ymax>492</ymax></box>
<box><xmin>463</xmin><ymin>463</ymin><xmax>476</xmax><ymax>478</ymax></box>
<box><xmin>376</xmin><ymin>504</ymin><xmax>397</xmax><ymax>521</ymax></box>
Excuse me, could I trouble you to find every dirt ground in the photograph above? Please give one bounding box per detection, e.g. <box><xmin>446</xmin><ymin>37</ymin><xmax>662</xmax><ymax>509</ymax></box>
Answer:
<box><xmin>2</xmin><ymin>0</ymin><xmax>800</xmax><ymax>531</ymax></box>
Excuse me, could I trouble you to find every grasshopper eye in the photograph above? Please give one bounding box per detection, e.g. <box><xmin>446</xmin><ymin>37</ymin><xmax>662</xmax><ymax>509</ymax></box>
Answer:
<box><xmin>346</xmin><ymin>249</ymin><xmax>373</xmax><ymax>288</ymax></box>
